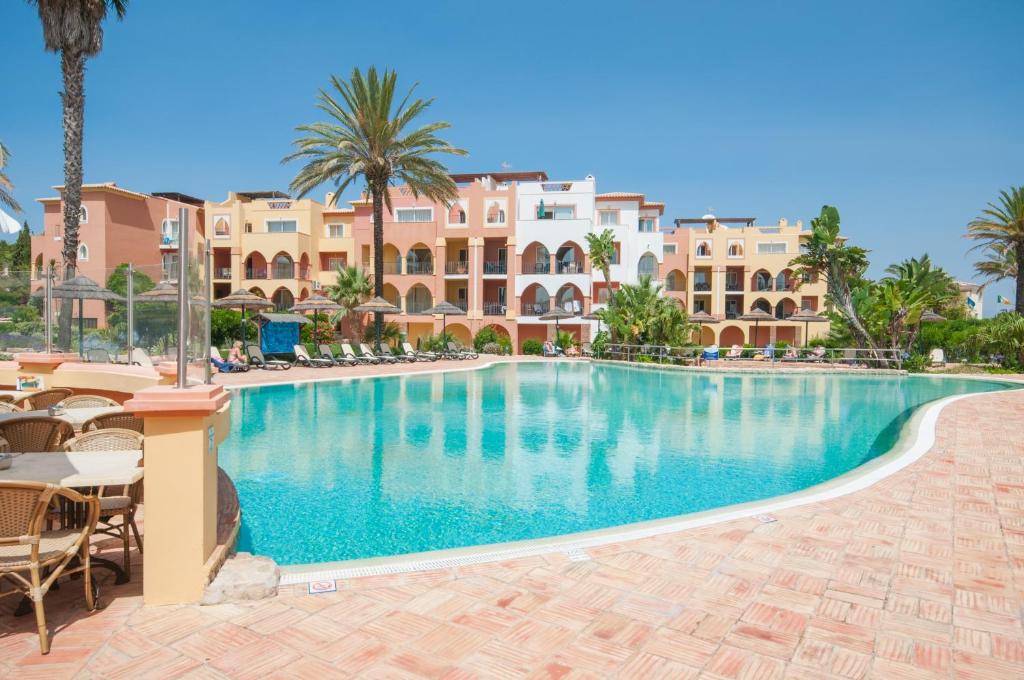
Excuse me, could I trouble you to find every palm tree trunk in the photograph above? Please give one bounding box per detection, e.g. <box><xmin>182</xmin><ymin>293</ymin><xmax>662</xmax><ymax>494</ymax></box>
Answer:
<box><xmin>371</xmin><ymin>187</ymin><xmax>385</xmax><ymax>345</ymax></box>
<box><xmin>57</xmin><ymin>49</ymin><xmax>86</xmax><ymax>351</ymax></box>
<box><xmin>1016</xmin><ymin>240</ymin><xmax>1024</xmax><ymax>315</ymax></box>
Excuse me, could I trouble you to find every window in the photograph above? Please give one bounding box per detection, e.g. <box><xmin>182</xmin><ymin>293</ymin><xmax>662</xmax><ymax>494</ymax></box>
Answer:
<box><xmin>267</xmin><ymin>220</ymin><xmax>297</xmax><ymax>233</ymax></box>
<box><xmin>666</xmin><ymin>271</ymin><xmax>679</xmax><ymax>290</ymax></box>
<box><xmin>272</xmin><ymin>254</ymin><xmax>294</xmax><ymax>279</ymax></box>
<box><xmin>638</xmin><ymin>253</ymin><xmax>657</xmax><ymax>277</ymax></box>
<box><xmin>663</xmin><ymin>244</ymin><xmax>677</xmax><ymax>256</ymax></box>
<box><xmin>213</xmin><ymin>216</ymin><xmax>230</xmax><ymax>238</ymax></box>
<box><xmin>696</xmin><ymin>239</ymin><xmax>712</xmax><ymax>258</ymax></box>
<box><xmin>71</xmin><ymin>317</ymin><xmax>98</xmax><ymax>329</ymax></box>
<box><xmin>599</xmin><ymin>210</ymin><xmax>618</xmax><ymax>225</ymax></box>
<box><xmin>693</xmin><ymin>271</ymin><xmax>710</xmax><ymax>291</ymax></box>
<box><xmin>757</xmin><ymin>241</ymin><xmax>787</xmax><ymax>255</ymax></box>
<box><xmin>325</xmin><ymin>256</ymin><xmax>346</xmax><ymax>271</ymax></box>
<box><xmin>486</xmin><ymin>202</ymin><xmax>506</xmax><ymax>224</ymax></box>
<box><xmin>77</xmin><ymin>243</ymin><xmax>89</xmax><ymax>261</ymax></box>
<box><xmin>326</xmin><ymin>223</ymin><xmax>345</xmax><ymax>238</ymax></box>
<box><xmin>161</xmin><ymin>252</ymin><xmax>179</xmax><ymax>282</ymax></box>
<box><xmin>161</xmin><ymin>219</ymin><xmax>179</xmax><ymax>244</ymax></box>
<box><xmin>597</xmin><ymin>287</ymin><xmax>610</xmax><ymax>303</ymax></box>
<box><xmin>727</xmin><ymin>240</ymin><xmax>744</xmax><ymax>258</ymax></box>
<box><xmin>639</xmin><ymin>218</ymin><xmax>655</xmax><ymax>233</ymax></box>
<box><xmin>79</xmin><ymin>206</ymin><xmax>88</xmax><ymax>223</ymax></box>
<box><xmin>537</xmin><ymin>205</ymin><xmax>575</xmax><ymax>220</ymax></box>
<box><xmin>610</xmin><ymin>243</ymin><xmax>621</xmax><ymax>265</ymax></box>
<box><xmin>693</xmin><ymin>299</ymin><xmax>707</xmax><ymax>313</ymax></box>
<box><xmin>272</xmin><ymin>288</ymin><xmax>294</xmax><ymax>312</ymax></box>
<box><xmin>395</xmin><ymin>208</ymin><xmax>433</xmax><ymax>223</ymax></box>
<box><xmin>448</xmin><ymin>203</ymin><xmax>466</xmax><ymax>224</ymax></box>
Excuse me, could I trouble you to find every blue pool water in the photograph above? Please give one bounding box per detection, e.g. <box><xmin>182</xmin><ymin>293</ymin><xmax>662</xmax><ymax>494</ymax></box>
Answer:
<box><xmin>219</xmin><ymin>363</ymin><xmax>1010</xmax><ymax>566</ymax></box>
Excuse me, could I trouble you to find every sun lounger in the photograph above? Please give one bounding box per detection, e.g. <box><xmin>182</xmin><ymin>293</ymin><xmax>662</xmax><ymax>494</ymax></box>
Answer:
<box><xmin>293</xmin><ymin>344</ymin><xmax>333</xmax><ymax>368</ymax></box>
<box><xmin>246</xmin><ymin>344</ymin><xmax>291</xmax><ymax>370</ymax></box>
<box><xmin>318</xmin><ymin>344</ymin><xmax>356</xmax><ymax>366</ymax></box>
<box><xmin>929</xmin><ymin>348</ymin><xmax>946</xmax><ymax>366</ymax></box>
<box><xmin>725</xmin><ymin>344</ymin><xmax>743</xmax><ymax>359</ymax></box>
<box><xmin>381</xmin><ymin>342</ymin><xmax>414</xmax><ymax>363</ymax></box>
<box><xmin>130</xmin><ymin>348</ymin><xmax>154</xmax><ymax>367</ymax></box>
<box><xmin>448</xmin><ymin>342</ymin><xmax>478</xmax><ymax>359</ymax></box>
<box><xmin>340</xmin><ymin>342</ymin><xmax>377</xmax><ymax>364</ymax></box>
<box><xmin>210</xmin><ymin>347</ymin><xmax>250</xmax><ymax>373</ymax></box>
<box><xmin>363</xmin><ymin>342</ymin><xmax>397</xmax><ymax>364</ymax></box>
<box><xmin>580</xmin><ymin>342</ymin><xmax>594</xmax><ymax>358</ymax></box>
<box><xmin>402</xmin><ymin>342</ymin><xmax>437</xmax><ymax>362</ymax></box>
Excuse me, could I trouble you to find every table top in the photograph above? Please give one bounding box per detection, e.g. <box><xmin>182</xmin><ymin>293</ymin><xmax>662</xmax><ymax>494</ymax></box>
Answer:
<box><xmin>0</xmin><ymin>451</ymin><xmax>143</xmax><ymax>486</ymax></box>
<box><xmin>0</xmin><ymin>390</ymin><xmax>28</xmax><ymax>399</ymax></box>
<box><xmin>0</xmin><ymin>406</ymin><xmax>122</xmax><ymax>429</ymax></box>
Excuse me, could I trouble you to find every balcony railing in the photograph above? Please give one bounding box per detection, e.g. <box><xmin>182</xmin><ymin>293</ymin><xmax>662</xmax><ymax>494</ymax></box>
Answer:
<box><xmin>522</xmin><ymin>261</ymin><xmax>551</xmax><ymax>274</ymax></box>
<box><xmin>405</xmin><ymin>261</ymin><xmax>433</xmax><ymax>275</ymax></box>
<box><xmin>483</xmin><ymin>261</ymin><xmax>507</xmax><ymax>275</ymax></box>
<box><xmin>725</xmin><ymin>282</ymin><xmax>742</xmax><ymax>292</ymax></box>
<box><xmin>483</xmin><ymin>302</ymin><xmax>506</xmax><ymax>316</ymax></box>
<box><xmin>382</xmin><ymin>262</ymin><xmax>401</xmax><ymax>275</ymax></box>
<box><xmin>521</xmin><ymin>301</ymin><xmax>551</xmax><ymax>316</ymax></box>
<box><xmin>446</xmin><ymin>300</ymin><xmax>468</xmax><ymax>312</ymax></box>
<box><xmin>693</xmin><ymin>282</ymin><xmax>711</xmax><ymax>292</ymax></box>
<box><xmin>160</xmin><ymin>236</ymin><xmax>179</xmax><ymax>248</ymax></box>
<box><xmin>405</xmin><ymin>299</ymin><xmax>433</xmax><ymax>314</ymax></box>
<box><xmin>245</xmin><ymin>268</ymin><xmax>267</xmax><ymax>280</ymax></box>
<box><xmin>556</xmin><ymin>261</ymin><xmax>584</xmax><ymax>274</ymax></box>
<box><xmin>214</xmin><ymin>267</ymin><xmax>232</xmax><ymax>280</ymax></box>
<box><xmin>272</xmin><ymin>266</ymin><xmax>294</xmax><ymax>279</ymax></box>
<box><xmin>445</xmin><ymin>261</ymin><xmax>469</xmax><ymax>275</ymax></box>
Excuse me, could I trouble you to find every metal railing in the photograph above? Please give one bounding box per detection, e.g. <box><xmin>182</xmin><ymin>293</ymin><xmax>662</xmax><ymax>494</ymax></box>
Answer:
<box><xmin>405</xmin><ymin>260</ymin><xmax>433</xmax><ymax>275</ymax></box>
<box><xmin>484</xmin><ymin>261</ymin><xmax>507</xmax><ymax>275</ymax></box>
<box><xmin>599</xmin><ymin>344</ymin><xmax>905</xmax><ymax>369</ymax></box>
<box><xmin>214</xmin><ymin>266</ymin><xmax>232</xmax><ymax>279</ymax></box>
<box><xmin>556</xmin><ymin>261</ymin><xmax>584</xmax><ymax>274</ymax></box>
<box><xmin>521</xmin><ymin>301</ymin><xmax>551</xmax><ymax>316</ymax></box>
<box><xmin>522</xmin><ymin>261</ymin><xmax>551</xmax><ymax>274</ymax></box>
<box><xmin>483</xmin><ymin>302</ymin><xmax>506</xmax><ymax>316</ymax></box>
<box><xmin>693</xmin><ymin>282</ymin><xmax>711</xmax><ymax>292</ymax></box>
<box><xmin>447</xmin><ymin>300</ymin><xmax>468</xmax><ymax>312</ymax></box>
<box><xmin>445</xmin><ymin>261</ymin><xmax>469</xmax><ymax>275</ymax></box>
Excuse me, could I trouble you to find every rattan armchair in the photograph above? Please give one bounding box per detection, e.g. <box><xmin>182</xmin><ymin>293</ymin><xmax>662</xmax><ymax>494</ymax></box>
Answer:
<box><xmin>59</xmin><ymin>394</ymin><xmax>120</xmax><ymax>409</ymax></box>
<box><xmin>0</xmin><ymin>417</ymin><xmax>76</xmax><ymax>452</ymax></box>
<box><xmin>81</xmin><ymin>412</ymin><xmax>144</xmax><ymax>433</ymax></box>
<box><xmin>13</xmin><ymin>388</ymin><xmax>73</xmax><ymax>411</ymax></box>
<box><xmin>63</xmin><ymin>428</ymin><xmax>145</xmax><ymax>579</ymax></box>
<box><xmin>0</xmin><ymin>481</ymin><xmax>99</xmax><ymax>654</ymax></box>
<box><xmin>0</xmin><ymin>394</ymin><xmax>14</xmax><ymax>403</ymax></box>
<box><xmin>0</xmin><ymin>401</ymin><xmax>23</xmax><ymax>413</ymax></box>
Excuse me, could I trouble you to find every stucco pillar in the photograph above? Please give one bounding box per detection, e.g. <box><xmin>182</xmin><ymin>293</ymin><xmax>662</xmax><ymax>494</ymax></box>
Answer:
<box><xmin>434</xmin><ymin>237</ymin><xmax>446</xmax><ymax>306</ymax></box>
<box><xmin>123</xmin><ymin>384</ymin><xmax>231</xmax><ymax>605</ymax></box>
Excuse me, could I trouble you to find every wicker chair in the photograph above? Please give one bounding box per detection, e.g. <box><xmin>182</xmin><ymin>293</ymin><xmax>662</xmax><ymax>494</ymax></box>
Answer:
<box><xmin>59</xmin><ymin>394</ymin><xmax>119</xmax><ymax>409</ymax></box>
<box><xmin>0</xmin><ymin>394</ymin><xmax>14</xmax><ymax>403</ymax></box>
<box><xmin>13</xmin><ymin>388</ymin><xmax>73</xmax><ymax>412</ymax></box>
<box><xmin>0</xmin><ymin>481</ymin><xmax>99</xmax><ymax>654</ymax></box>
<box><xmin>82</xmin><ymin>412</ymin><xmax>144</xmax><ymax>434</ymax></box>
<box><xmin>62</xmin><ymin>428</ymin><xmax>145</xmax><ymax>579</ymax></box>
<box><xmin>0</xmin><ymin>401</ymin><xmax>23</xmax><ymax>413</ymax></box>
<box><xmin>0</xmin><ymin>417</ymin><xmax>76</xmax><ymax>452</ymax></box>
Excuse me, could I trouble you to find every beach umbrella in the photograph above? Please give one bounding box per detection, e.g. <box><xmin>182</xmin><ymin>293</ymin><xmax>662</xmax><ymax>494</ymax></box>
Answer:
<box><xmin>355</xmin><ymin>296</ymin><xmax>402</xmax><ymax>345</ymax></box>
<box><xmin>33</xmin><ymin>275</ymin><xmax>124</xmax><ymax>357</ymax></box>
<box><xmin>738</xmin><ymin>308</ymin><xmax>776</xmax><ymax>346</ymax></box>
<box><xmin>290</xmin><ymin>293</ymin><xmax>340</xmax><ymax>323</ymax></box>
<box><xmin>538</xmin><ymin>198</ymin><xmax>545</xmax><ymax>218</ymax></box>
<box><xmin>418</xmin><ymin>300</ymin><xmax>465</xmax><ymax>341</ymax></box>
<box><xmin>787</xmin><ymin>308</ymin><xmax>829</xmax><ymax>347</ymax></box>
<box><xmin>212</xmin><ymin>288</ymin><xmax>273</xmax><ymax>344</ymax></box>
<box><xmin>540</xmin><ymin>306</ymin><xmax>576</xmax><ymax>338</ymax></box>
<box><xmin>688</xmin><ymin>310</ymin><xmax>719</xmax><ymax>344</ymax></box>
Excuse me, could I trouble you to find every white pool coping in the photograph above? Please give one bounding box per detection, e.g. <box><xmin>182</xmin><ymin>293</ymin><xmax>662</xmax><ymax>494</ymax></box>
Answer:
<box><xmin>222</xmin><ymin>361</ymin><xmax>1021</xmax><ymax>585</ymax></box>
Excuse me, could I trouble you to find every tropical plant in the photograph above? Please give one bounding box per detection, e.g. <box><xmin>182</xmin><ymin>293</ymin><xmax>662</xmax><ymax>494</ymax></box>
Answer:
<box><xmin>284</xmin><ymin>67</ymin><xmax>466</xmax><ymax>345</ymax></box>
<box><xmin>521</xmin><ymin>339</ymin><xmax>543</xmax><ymax>355</ymax></box>
<box><xmin>362</xmin><ymin>320</ymin><xmax>401</xmax><ymax>345</ymax></box>
<box><xmin>966</xmin><ymin>187</ymin><xmax>1024</xmax><ymax>313</ymax></box>
<box><xmin>979</xmin><ymin>312</ymin><xmax>1024</xmax><ymax>366</ymax></box>
<box><xmin>300</xmin><ymin>314</ymin><xmax>335</xmax><ymax>345</ymax></box>
<box><xmin>12</xmin><ymin>221</ymin><xmax>31</xmax><ymax>271</ymax></box>
<box><xmin>325</xmin><ymin>265</ymin><xmax>372</xmax><ymax>338</ymax></box>
<box><xmin>596</xmin><ymin>275</ymin><xmax>694</xmax><ymax>346</ymax></box>
<box><xmin>473</xmin><ymin>325</ymin><xmax>511</xmax><ymax>354</ymax></box>
<box><xmin>790</xmin><ymin>205</ymin><xmax>875</xmax><ymax>350</ymax></box>
<box><xmin>421</xmin><ymin>331</ymin><xmax>454</xmax><ymax>353</ymax></box>
<box><xmin>555</xmin><ymin>330</ymin><xmax>576</xmax><ymax>351</ymax></box>
<box><xmin>0</xmin><ymin>142</ymin><xmax>21</xmax><ymax>212</ymax></box>
<box><xmin>872</xmin><ymin>254</ymin><xmax>958</xmax><ymax>354</ymax></box>
<box><xmin>585</xmin><ymin>228</ymin><xmax>616</xmax><ymax>308</ymax></box>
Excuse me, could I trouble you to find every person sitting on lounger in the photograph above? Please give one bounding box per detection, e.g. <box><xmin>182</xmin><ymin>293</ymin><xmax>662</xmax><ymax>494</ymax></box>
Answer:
<box><xmin>543</xmin><ymin>340</ymin><xmax>560</xmax><ymax>357</ymax></box>
<box><xmin>783</xmin><ymin>346</ymin><xmax>798</xmax><ymax>360</ymax></box>
<box><xmin>227</xmin><ymin>340</ymin><xmax>247</xmax><ymax>365</ymax></box>
<box><xmin>726</xmin><ymin>344</ymin><xmax>743</xmax><ymax>359</ymax></box>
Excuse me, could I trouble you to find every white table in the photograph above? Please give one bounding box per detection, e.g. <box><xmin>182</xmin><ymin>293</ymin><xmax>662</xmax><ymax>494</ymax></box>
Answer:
<box><xmin>0</xmin><ymin>450</ymin><xmax>143</xmax><ymax>486</ymax></box>
<box><xmin>0</xmin><ymin>389</ymin><xmax>29</xmax><ymax>400</ymax></box>
<box><xmin>0</xmin><ymin>406</ymin><xmax>123</xmax><ymax>431</ymax></box>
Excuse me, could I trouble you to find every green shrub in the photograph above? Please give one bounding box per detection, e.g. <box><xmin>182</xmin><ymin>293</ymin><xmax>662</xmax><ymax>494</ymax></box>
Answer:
<box><xmin>591</xmin><ymin>330</ymin><xmax>609</xmax><ymax>357</ymax></box>
<box><xmin>522</xmin><ymin>339</ymin><xmax>543</xmax><ymax>355</ymax></box>
<box><xmin>482</xmin><ymin>342</ymin><xmax>502</xmax><ymax>354</ymax></box>
<box><xmin>422</xmin><ymin>332</ymin><xmax>454</xmax><ymax>353</ymax></box>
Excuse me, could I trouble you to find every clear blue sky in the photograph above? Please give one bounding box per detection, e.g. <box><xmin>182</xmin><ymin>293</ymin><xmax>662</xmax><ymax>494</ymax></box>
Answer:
<box><xmin>3</xmin><ymin>0</ymin><xmax>1022</xmax><ymax>313</ymax></box>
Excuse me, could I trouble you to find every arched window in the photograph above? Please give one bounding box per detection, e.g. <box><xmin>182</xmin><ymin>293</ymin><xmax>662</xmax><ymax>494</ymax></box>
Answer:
<box><xmin>727</xmin><ymin>241</ymin><xmax>743</xmax><ymax>257</ymax></box>
<box><xmin>449</xmin><ymin>203</ymin><xmax>466</xmax><ymax>224</ymax></box>
<box><xmin>272</xmin><ymin>254</ymin><xmax>294</xmax><ymax>279</ymax></box>
<box><xmin>558</xmin><ymin>286</ymin><xmax>578</xmax><ymax>312</ymax></box>
<box><xmin>272</xmin><ymin>288</ymin><xmax>294</xmax><ymax>312</ymax></box>
<box><xmin>533</xmin><ymin>245</ymin><xmax>549</xmax><ymax>273</ymax></box>
<box><xmin>77</xmin><ymin>243</ymin><xmax>89</xmax><ymax>261</ymax></box>
<box><xmin>755</xmin><ymin>271</ymin><xmax>772</xmax><ymax>291</ymax></box>
<box><xmin>79</xmin><ymin>206</ymin><xmax>89</xmax><ymax>223</ymax></box>
<box><xmin>405</xmin><ymin>285</ymin><xmax>432</xmax><ymax>314</ymax></box>
<box><xmin>753</xmin><ymin>299</ymin><xmax>771</xmax><ymax>314</ymax></box>
<box><xmin>666</xmin><ymin>271</ymin><xmax>684</xmax><ymax>291</ymax></box>
<box><xmin>775</xmin><ymin>300</ymin><xmax>788</xmax><ymax>319</ymax></box>
<box><xmin>696</xmin><ymin>240</ymin><xmax>712</xmax><ymax>257</ymax></box>
<box><xmin>638</xmin><ymin>253</ymin><xmax>657</xmax><ymax>277</ymax></box>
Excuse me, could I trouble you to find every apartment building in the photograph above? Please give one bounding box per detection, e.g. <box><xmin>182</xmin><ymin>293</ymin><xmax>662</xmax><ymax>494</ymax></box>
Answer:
<box><xmin>31</xmin><ymin>183</ymin><xmax>205</xmax><ymax>328</ymax></box>
<box><xmin>670</xmin><ymin>215</ymin><xmax>829</xmax><ymax>346</ymax></box>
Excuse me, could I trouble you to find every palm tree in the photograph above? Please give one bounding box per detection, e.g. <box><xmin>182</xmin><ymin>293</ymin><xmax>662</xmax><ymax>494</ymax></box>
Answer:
<box><xmin>585</xmin><ymin>228</ymin><xmax>616</xmax><ymax>309</ymax></box>
<box><xmin>597</xmin><ymin>275</ymin><xmax>692</xmax><ymax>346</ymax></box>
<box><xmin>326</xmin><ymin>264</ymin><xmax>373</xmax><ymax>340</ymax></box>
<box><xmin>967</xmin><ymin>186</ymin><xmax>1024</xmax><ymax>313</ymax></box>
<box><xmin>789</xmin><ymin>205</ymin><xmax>876</xmax><ymax>350</ymax></box>
<box><xmin>30</xmin><ymin>0</ymin><xmax>128</xmax><ymax>347</ymax></box>
<box><xmin>972</xmin><ymin>243</ymin><xmax>1016</xmax><ymax>285</ymax></box>
<box><xmin>980</xmin><ymin>312</ymin><xmax>1024</xmax><ymax>366</ymax></box>
<box><xmin>0</xmin><ymin>142</ymin><xmax>22</xmax><ymax>212</ymax></box>
<box><xmin>284</xmin><ymin>67</ymin><xmax>466</xmax><ymax>344</ymax></box>
<box><xmin>876</xmin><ymin>254</ymin><xmax>957</xmax><ymax>353</ymax></box>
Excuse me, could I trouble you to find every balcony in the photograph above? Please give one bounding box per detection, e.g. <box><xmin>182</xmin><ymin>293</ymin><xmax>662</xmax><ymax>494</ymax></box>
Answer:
<box><xmin>483</xmin><ymin>261</ymin><xmax>507</xmax><ymax>275</ymax></box>
<box><xmin>405</xmin><ymin>299</ymin><xmax>434</xmax><ymax>314</ymax></box>
<box><xmin>272</xmin><ymin>266</ymin><xmax>294</xmax><ymax>280</ymax></box>
<box><xmin>521</xmin><ymin>301</ymin><xmax>551</xmax><ymax>316</ymax></box>
<box><xmin>725</xmin><ymin>282</ymin><xmax>743</xmax><ymax>292</ymax></box>
<box><xmin>521</xmin><ymin>261</ymin><xmax>551</xmax><ymax>275</ymax></box>
<box><xmin>214</xmin><ymin>267</ymin><xmax>232</xmax><ymax>280</ymax></box>
<box><xmin>446</xmin><ymin>300</ymin><xmax>468</xmax><ymax>312</ymax></box>
<box><xmin>444</xmin><ymin>261</ymin><xmax>469</xmax><ymax>276</ymax></box>
<box><xmin>382</xmin><ymin>262</ymin><xmax>401</xmax><ymax>275</ymax></box>
<box><xmin>245</xmin><ymin>268</ymin><xmax>267</xmax><ymax>280</ymax></box>
<box><xmin>555</xmin><ymin>261</ymin><xmax>584</xmax><ymax>274</ymax></box>
<box><xmin>483</xmin><ymin>302</ymin><xmax>506</xmax><ymax>316</ymax></box>
<box><xmin>405</xmin><ymin>261</ymin><xmax>433</xmax><ymax>275</ymax></box>
<box><xmin>693</xmin><ymin>282</ymin><xmax>711</xmax><ymax>292</ymax></box>
<box><xmin>159</xmin><ymin>236</ymin><xmax>179</xmax><ymax>250</ymax></box>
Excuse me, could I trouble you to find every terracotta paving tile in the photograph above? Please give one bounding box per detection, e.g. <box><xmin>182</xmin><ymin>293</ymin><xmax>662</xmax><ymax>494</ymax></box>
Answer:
<box><xmin>314</xmin><ymin>629</ymin><xmax>389</xmax><ymax>670</ymax></box>
<box><xmin>411</xmin><ymin>623</ymin><xmax>491</xmax><ymax>663</ymax></box>
<box><xmin>262</xmin><ymin>655</ymin><xmax>349</xmax><ymax>679</ymax></box>
<box><xmin>616</xmin><ymin>651</ymin><xmax>701</xmax><ymax>679</ymax></box>
<box><xmin>172</xmin><ymin>622</ymin><xmax>262</xmax><ymax>661</ymax></box>
<box><xmin>643</xmin><ymin>626</ymin><xmax>718</xmax><ymax>666</ymax></box>
<box><xmin>208</xmin><ymin>639</ymin><xmax>301</xmax><ymax>680</ymax></box>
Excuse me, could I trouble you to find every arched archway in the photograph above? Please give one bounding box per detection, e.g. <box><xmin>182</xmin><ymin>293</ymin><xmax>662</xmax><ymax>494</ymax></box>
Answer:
<box><xmin>776</xmin><ymin>268</ymin><xmax>794</xmax><ymax>292</ymax></box>
<box><xmin>775</xmin><ymin>298</ymin><xmax>797</xmax><ymax>319</ymax></box>
<box><xmin>382</xmin><ymin>283</ymin><xmax>401</xmax><ymax>309</ymax></box>
<box><xmin>638</xmin><ymin>252</ymin><xmax>657</xmax><ymax>278</ymax></box>
<box><xmin>405</xmin><ymin>283</ymin><xmax>432</xmax><ymax>314</ymax></box>
<box><xmin>699</xmin><ymin>326</ymin><xmax>716</xmax><ymax>345</ymax></box>
<box><xmin>405</xmin><ymin>243</ymin><xmax>433</xmax><ymax>275</ymax></box>
<box><xmin>298</xmin><ymin>253</ymin><xmax>310</xmax><ymax>280</ymax></box>
<box><xmin>382</xmin><ymin>244</ymin><xmax>402</xmax><ymax>274</ymax></box>
<box><xmin>752</xmin><ymin>269</ymin><xmax>772</xmax><ymax>292</ymax></box>
<box><xmin>555</xmin><ymin>283</ymin><xmax>584</xmax><ymax>314</ymax></box>
<box><xmin>244</xmin><ymin>252</ymin><xmax>267</xmax><ymax>279</ymax></box>
<box><xmin>522</xmin><ymin>283</ymin><xmax>551</xmax><ymax>315</ymax></box>
<box><xmin>720</xmin><ymin>326</ymin><xmax>745</xmax><ymax>347</ymax></box>
<box><xmin>555</xmin><ymin>241</ymin><xmax>584</xmax><ymax>274</ymax></box>
<box><xmin>34</xmin><ymin>254</ymin><xmax>43</xmax><ymax>278</ymax></box>
<box><xmin>481</xmin><ymin>323</ymin><xmax>511</xmax><ymax>341</ymax></box>
<box><xmin>270</xmin><ymin>252</ymin><xmax>294</xmax><ymax>279</ymax></box>
<box><xmin>665</xmin><ymin>269</ymin><xmax>685</xmax><ymax>291</ymax></box>
<box><xmin>249</xmin><ymin>287</ymin><xmax>266</xmax><ymax>298</ymax></box>
<box><xmin>752</xmin><ymin>298</ymin><xmax>771</xmax><ymax>314</ymax></box>
<box><xmin>445</xmin><ymin>322</ymin><xmax>472</xmax><ymax>346</ymax></box>
<box><xmin>298</xmin><ymin>288</ymin><xmax>309</xmax><ymax>301</ymax></box>
<box><xmin>271</xmin><ymin>287</ymin><xmax>294</xmax><ymax>312</ymax></box>
<box><xmin>523</xmin><ymin>242</ymin><xmax>550</xmax><ymax>274</ymax></box>
<box><xmin>448</xmin><ymin>202</ymin><xmax>466</xmax><ymax>224</ymax></box>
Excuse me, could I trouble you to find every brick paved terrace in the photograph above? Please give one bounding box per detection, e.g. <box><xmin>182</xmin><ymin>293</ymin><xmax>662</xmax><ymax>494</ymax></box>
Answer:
<box><xmin>1</xmin><ymin>379</ymin><xmax>1023</xmax><ymax>679</ymax></box>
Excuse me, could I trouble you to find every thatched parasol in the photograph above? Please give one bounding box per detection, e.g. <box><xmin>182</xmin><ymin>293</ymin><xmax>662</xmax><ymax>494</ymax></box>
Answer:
<box><xmin>787</xmin><ymin>308</ymin><xmax>829</xmax><ymax>347</ymax></box>
<box><xmin>354</xmin><ymin>296</ymin><xmax>402</xmax><ymax>314</ymax></box>
<box><xmin>34</xmin><ymin>275</ymin><xmax>124</xmax><ymax>357</ymax></box>
<box><xmin>419</xmin><ymin>300</ymin><xmax>465</xmax><ymax>340</ymax></box>
<box><xmin>738</xmin><ymin>308</ymin><xmax>776</xmax><ymax>346</ymax></box>
<box><xmin>540</xmin><ymin>306</ymin><xmax>576</xmax><ymax>337</ymax></box>
<box><xmin>212</xmin><ymin>288</ymin><xmax>273</xmax><ymax>343</ymax></box>
<box><xmin>688</xmin><ymin>310</ymin><xmax>719</xmax><ymax>343</ymax></box>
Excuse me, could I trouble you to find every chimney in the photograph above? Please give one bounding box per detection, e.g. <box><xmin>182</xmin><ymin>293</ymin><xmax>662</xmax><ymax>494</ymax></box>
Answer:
<box><xmin>778</xmin><ymin>218</ymin><xmax>788</xmax><ymax>227</ymax></box>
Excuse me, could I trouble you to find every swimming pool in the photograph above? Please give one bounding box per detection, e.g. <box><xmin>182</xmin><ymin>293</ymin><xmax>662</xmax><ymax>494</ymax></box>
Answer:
<box><xmin>218</xmin><ymin>363</ymin><xmax>1010</xmax><ymax>566</ymax></box>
